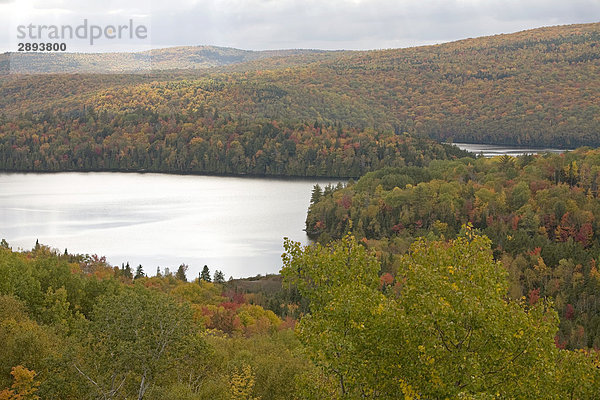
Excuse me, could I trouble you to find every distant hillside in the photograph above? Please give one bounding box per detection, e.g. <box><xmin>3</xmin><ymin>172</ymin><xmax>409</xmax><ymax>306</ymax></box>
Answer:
<box><xmin>1</xmin><ymin>22</ymin><xmax>600</xmax><ymax>173</ymax></box>
<box><xmin>0</xmin><ymin>46</ymin><xmax>336</xmax><ymax>73</ymax></box>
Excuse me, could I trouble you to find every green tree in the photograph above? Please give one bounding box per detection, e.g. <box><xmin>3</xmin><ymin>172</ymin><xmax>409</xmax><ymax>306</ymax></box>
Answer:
<box><xmin>120</xmin><ymin>262</ymin><xmax>133</xmax><ymax>281</ymax></box>
<box><xmin>213</xmin><ymin>270</ymin><xmax>225</xmax><ymax>284</ymax></box>
<box><xmin>175</xmin><ymin>264</ymin><xmax>188</xmax><ymax>282</ymax></box>
<box><xmin>281</xmin><ymin>234</ymin><xmax>382</xmax><ymax>397</ymax></box>
<box><xmin>391</xmin><ymin>232</ymin><xmax>560</xmax><ymax>399</ymax></box>
<box><xmin>309</xmin><ymin>184</ymin><xmax>322</xmax><ymax>205</ymax></box>
<box><xmin>200</xmin><ymin>265</ymin><xmax>211</xmax><ymax>282</ymax></box>
<box><xmin>134</xmin><ymin>265</ymin><xmax>145</xmax><ymax>280</ymax></box>
<box><xmin>0</xmin><ymin>296</ymin><xmax>56</xmax><ymax>390</ymax></box>
<box><xmin>281</xmin><ymin>231</ymin><xmax>580</xmax><ymax>399</ymax></box>
<box><xmin>73</xmin><ymin>286</ymin><xmax>201</xmax><ymax>400</ymax></box>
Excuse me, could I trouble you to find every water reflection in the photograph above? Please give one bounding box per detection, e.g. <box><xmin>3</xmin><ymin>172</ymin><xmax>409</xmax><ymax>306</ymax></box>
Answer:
<box><xmin>0</xmin><ymin>172</ymin><xmax>338</xmax><ymax>279</ymax></box>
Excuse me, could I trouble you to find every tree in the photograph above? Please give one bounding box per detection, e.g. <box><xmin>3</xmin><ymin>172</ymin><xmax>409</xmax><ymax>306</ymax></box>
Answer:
<box><xmin>0</xmin><ymin>296</ymin><xmax>55</xmax><ymax>389</ymax></box>
<box><xmin>0</xmin><ymin>366</ymin><xmax>40</xmax><ymax>400</ymax></box>
<box><xmin>73</xmin><ymin>286</ymin><xmax>201</xmax><ymax>400</ymax></box>
<box><xmin>134</xmin><ymin>265</ymin><xmax>145</xmax><ymax>280</ymax></box>
<box><xmin>213</xmin><ymin>270</ymin><xmax>225</xmax><ymax>284</ymax></box>
<box><xmin>310</xmin><ymin>184</ymin><xmax>322</xmax><ymax>205</ymax></box>
<box><xmin>120</xmin><ymin>263</ymin><xmax>133</xmax><ymax>281</ymax></box>
<box><xmin>281</xmin><ymin>231</ymin><xmax>585</xmax><ymax>399</ymax></box>
<box><xmin>200</xmin><ymin>265</ymin><xmax>211</xmax><ymax>282</ymax></box>
<box><xmin>281</xmin><ymin>234</ymin><xmax>382</xmax><ymax>397</ymax></box>
<box><xmin>229</xmin><ymin>364</ymin><xmax>260</xmax><ymax>400</ymax></box>
<box><xmin>175</xmin><ymin>264</ymin><xmax>188</xmax><ymax>282</ymax></box>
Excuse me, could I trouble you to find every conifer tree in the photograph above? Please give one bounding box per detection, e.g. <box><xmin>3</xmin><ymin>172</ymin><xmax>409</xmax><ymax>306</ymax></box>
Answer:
<box><xmin>200</xmin><ymin>265</ymin><xmax>211</xmax><ymax>282</ymax></box>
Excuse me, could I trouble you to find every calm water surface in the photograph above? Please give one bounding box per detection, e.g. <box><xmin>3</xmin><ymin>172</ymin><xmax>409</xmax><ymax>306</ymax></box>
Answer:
<box><xmin>0</xmin><ymin>173</ymin><xmax>337</xmax><ymax>279</ymax></box>
<box><xmin>450</xmin><ymin>142</ymin><xmax>568</xmax><ymax>157</ymax></box>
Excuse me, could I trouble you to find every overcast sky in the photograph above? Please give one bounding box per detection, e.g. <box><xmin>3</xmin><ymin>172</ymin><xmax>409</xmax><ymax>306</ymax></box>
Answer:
<box><xmin>1</xmin><ymin>0</ymin><xmax>599</xmax><ymax>52</ymax></box>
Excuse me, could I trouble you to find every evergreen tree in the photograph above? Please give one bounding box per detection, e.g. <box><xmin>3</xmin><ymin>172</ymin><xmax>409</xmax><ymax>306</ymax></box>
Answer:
<box><xmin>213</xmin><ymin>270</ymin><xmax>225</xmax><ymax>284</ymax></box>
<box><xmin>134</xmin><ymin>265</ymin><xmax>145</xmax><ymax>280</ymax></box>
<box><xmin>121</xmin><ymin>263</ymin><xmax>133</xmax><ymax>280</ymax></box>
<box><xmin>310</xmin><ymin>184</ymin><xmax>322</xmax><ymax>205</ymax></box>
<box><xmin>200</xmin><ymin>265</ymin><xmax>211</xmax><ymax>282</ymax></box>
<box><xmin>175</xmin><ymin>264</ymin><xmax>188</xmax><ymax>282</ymax></box>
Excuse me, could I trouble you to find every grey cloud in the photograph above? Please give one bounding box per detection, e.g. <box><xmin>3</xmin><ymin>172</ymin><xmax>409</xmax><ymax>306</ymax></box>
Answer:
<box><xmin>2</xmin><ymin>0</ymin><xmax>600</xmax><ymax>52</ymax></box>
<box><xmin>147</xmin><ymin>0</ymin><xmax>600</xmax><ymax>50</ymax></box>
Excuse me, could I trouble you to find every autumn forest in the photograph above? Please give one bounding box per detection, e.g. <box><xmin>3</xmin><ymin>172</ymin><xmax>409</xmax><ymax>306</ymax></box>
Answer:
<box><xmin>2</xmin><ymin>22</ymin><xmax>600</xmax><ymax>399</ymax></box>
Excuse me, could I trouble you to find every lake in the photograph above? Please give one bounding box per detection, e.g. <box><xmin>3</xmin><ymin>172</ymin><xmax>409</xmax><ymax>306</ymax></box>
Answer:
<box><xmin>449</xmin><ymin>142</ymin><xmax>568</xmax><ymax>157</ymax></box>
<box><xmin>0</xmin><ymin>173</ymin><xmax>338</xmax><ymax>279</ymax></box>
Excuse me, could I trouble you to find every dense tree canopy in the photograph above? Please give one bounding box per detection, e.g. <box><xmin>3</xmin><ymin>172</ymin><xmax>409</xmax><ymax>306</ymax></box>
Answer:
<box><xmin>1</xmin><ymin>23</ymin><xmax>600</xmax><ymax>178</ymax></box>
<box><xmin>2</xmin><ymin>21</ymin><xmax>600</xmax><ymax>399</ymax></box>
<box><xmin>281</xmin><ymin>232</ymin><xmax>600</xmax><ymax>399</ymax></box>
<box><xmin>306</xmin><ymin>149</ymin><xmax>600</xmax><ymax>349</ymax></box>
<box><xmin>0</xmin><ymin>243</ymin><xmax>319</xmax><ymax>399</ymax></box>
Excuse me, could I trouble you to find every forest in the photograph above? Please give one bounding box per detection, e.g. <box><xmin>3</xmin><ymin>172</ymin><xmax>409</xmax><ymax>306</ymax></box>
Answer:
<box><xmin>0</xmin><ymin>113</ymin><xmax>465</xmax><ymax>177</ymax></box>
<box><xmin>1</xmin><ymin>46</ymin><xmax>335</xmax><ymax>74</ymax></box>
<box><xmin>0</xmin><ymin>22</ymin><xmax>599</xmax><ymax>177</ymax></box>
<box><xmin>306</xmin><ymin>149</ymin><xmax>600</xmax><ymax>350</ymax></box>
<box><xmin>0</xmin><ymin>242</ymin><xmax>316</xmax><ymax>399</ymax></box>
<box><xmin>3</xmin><ymin>21</ymin><xmax>600</xmax><ymax>399</ymax></box>
<box><xmin>1</xmin><ymin>232</ymin><xmax>599</xmax><ymax>399</ymax></box>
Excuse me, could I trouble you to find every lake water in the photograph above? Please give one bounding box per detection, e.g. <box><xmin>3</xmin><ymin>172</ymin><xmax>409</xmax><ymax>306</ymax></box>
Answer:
<box><xmin>0</xmin><ymin>173</ymin><xmax>337</xmax><ymax>279</ymax></box>
<box><xmin>449</xmin><ymin>142</ymin><xmax>568</xmax><ymax>157</ymax></box>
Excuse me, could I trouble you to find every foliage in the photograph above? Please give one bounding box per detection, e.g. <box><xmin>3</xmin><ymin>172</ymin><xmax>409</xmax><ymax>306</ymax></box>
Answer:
<box><xmin>134</xmin><ymin>265</ymin><xmax>145</xmax><ymax>280</ymax></box>
<box><xmin>282</xmin><ymin>232</ymin><xmax>599</xmax><ymax>398</ymax></box>
<box><xmin>176</xmin><ymin>264</ymin><xmax>189</xmax><ymax>282</ymax></box>
<box><xmin>0</xmin><ymin>366</ymin><xmax>40</xmax><ymax>400</ymax></box>
<box><xmin>1</xmin><ymin>23</ymin><xmax>600</xmax><ymax>169</ymax></box>
<box><xmin>229</xmin><ymin>364</ymin><xmax>259</xmax><ymax>400</ymax></box>
<box><xmin>214</xmin><ymin>270</ymin><xmax>226</xmax><ymax>284</ymax></box>
<box><xmin>0</xmin><ymin>244</ymin><xmax>306</xmax><ymax>399</ymax></box>
<box><xmin>72</xmin><ymin>285</ymin><xmax>200</xmax><ymax>399</ymax></box>
<box><xmin>200</xmin><ymin>265</ymin><xmax>211</xmax><ymax>282</ymax></box>
<box><xmin>307</xmin><ymin>149</ymin><xmax>600</xmax><ymax>348</ymax></box>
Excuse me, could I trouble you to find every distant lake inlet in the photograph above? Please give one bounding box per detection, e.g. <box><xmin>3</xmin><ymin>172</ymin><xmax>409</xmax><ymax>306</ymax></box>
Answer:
<box><xmin>449</xmin><ymin>142</ymin><xmax>568</xmax><ymax>157</ymax></box>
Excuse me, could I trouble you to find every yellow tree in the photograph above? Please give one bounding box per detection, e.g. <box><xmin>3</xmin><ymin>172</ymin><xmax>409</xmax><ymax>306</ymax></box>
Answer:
<box><xmin>0</xmin><ymin>366</ymin><xmax>40</xmax><ymax>400</ymax></box>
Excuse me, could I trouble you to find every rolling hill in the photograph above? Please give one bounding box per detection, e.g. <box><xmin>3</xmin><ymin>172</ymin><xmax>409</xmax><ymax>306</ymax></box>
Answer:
<box><xmin>0</xmin><ymin>46</ymin><xmax>337</xmax><ymax>73</ymax></box>
<box><xmin>0</xmin><ymin>22</ymin><xmax>599</xmax><ymax>177</ymax></box>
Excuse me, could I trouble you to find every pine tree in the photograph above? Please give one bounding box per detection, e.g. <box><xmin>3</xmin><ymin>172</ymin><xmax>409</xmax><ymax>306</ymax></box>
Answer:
<box><xmin>310</xmin><ymin>184</ymin><xmax>322</xmax><ymax>205</ymax></box>
<box><xmin>200</xmin><ymin>265</ymin><xmax>211</xmax><ymax>282</ymax></box>
<box><xmin>175</xmin><ymin>264</ymin><xmax>188</xmax><ymax>282</ymax></box>
<box><xmin>121</xmin><ymin>263</ymin><xmax>133</xmax><ymax>280</ymax></box>
<box><xmin>134</xmin><ymin>265</ymin><xmax>145</xmax><ymax>280</ymax></box>
<box><xmin>213</xmin><ymin>270</ymin><xmax>225</xmax><ymax>284</ymax></box>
